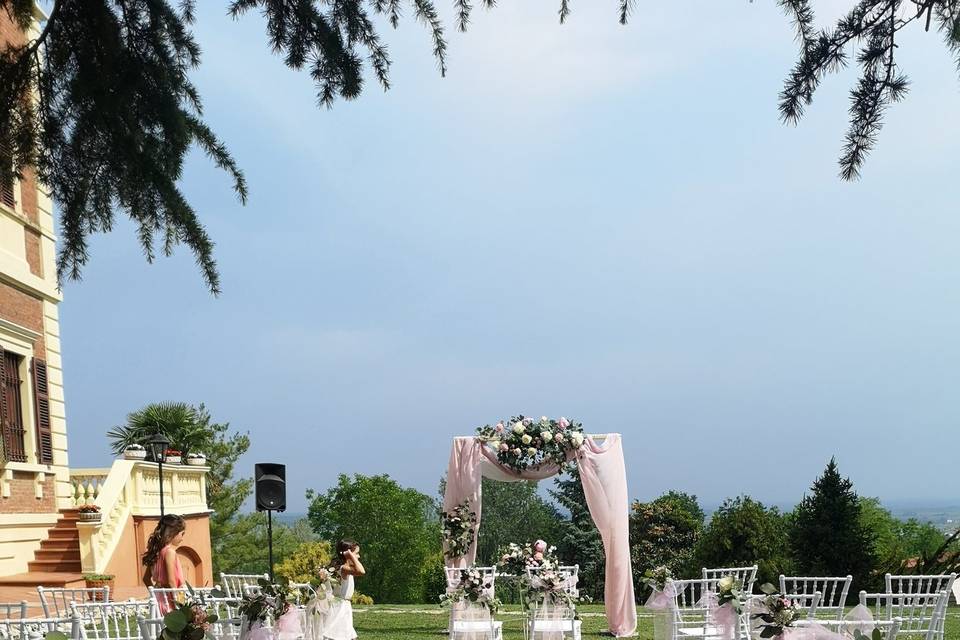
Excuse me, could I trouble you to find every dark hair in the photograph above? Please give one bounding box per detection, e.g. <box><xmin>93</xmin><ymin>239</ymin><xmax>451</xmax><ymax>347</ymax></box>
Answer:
<box><xmin>334</xmin><ymin>538</ymin><xmax>359</xmax><ymax>568</ymax></box>
<box><xmin>142</xmin><ymin>514</ymin><xmax>186</xmax><ymax>567</ymax></box>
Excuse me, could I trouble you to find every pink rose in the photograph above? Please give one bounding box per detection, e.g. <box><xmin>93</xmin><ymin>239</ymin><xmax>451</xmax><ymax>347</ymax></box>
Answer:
<box><xmin>533</xmin><ymin>551</ymin><xmax>544</xmax><ymax>561</ymax></box>
<box><xmin>558</xmin><ymin>417</ymin><xmax>569</xmax><ymax>430</ymax></box>
<box><xmin>499</xmin><ymin>443</ymin><xmax>509</xmax><ymax>452</ymax></box>
<box><xmin>495</xmin><ymin>422</ymin><xmax>504</xmax><ymax>432</ymax></box>
<box><xmin>533</xmin><ymin>539</ymin><xmax>547</xmax><ymax>552</ymax></box>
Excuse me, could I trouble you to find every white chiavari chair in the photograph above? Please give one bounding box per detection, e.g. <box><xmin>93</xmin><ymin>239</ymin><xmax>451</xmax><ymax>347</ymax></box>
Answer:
<box><xmin>779</xmin><ymin>575</ymin><xmax>852</xmax><ymax>619</ymax></box>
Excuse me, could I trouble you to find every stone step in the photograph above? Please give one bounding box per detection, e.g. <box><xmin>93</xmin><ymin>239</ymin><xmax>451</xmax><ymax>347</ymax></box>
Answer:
<box><xmin>0</xmin><ymin>572</ymin><xmax>85</xmax><ymax>588</ymax></box>
<box><xmin>33</xmin><ymin>548</ymin><xmax>81</xmax><ymax>563</ymax></box>
<box><xmin>27</xmin><ymin>558</ymin><xmax>82</xmax><ymax>573</ymax></box>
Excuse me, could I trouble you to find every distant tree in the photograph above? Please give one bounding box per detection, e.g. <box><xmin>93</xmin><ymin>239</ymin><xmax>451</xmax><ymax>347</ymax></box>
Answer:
<box><xmin>275</xmin><ymin>540</ymin><xmax>333</xmax><ymax>584</ymax></box>
<box><xmin>788</xmin><ymin>458</ymin><xmax>876</xmax><ymax>594</ymax></box>
<box><xmin>3</xmin><ymin>2</ymin><xmax>954</xmax><ymax>291</ymax></box>
<box><xmin>307</xmin><ymin>474</ymin><xmax>439</xmax><ymax>603</ymax></box>
<box><xmin>630</xmin><ymin>491</ymin><xmax>704</xmax><ymax>596</ymax></box>
<box><xmin>549</xmin><ymin>469</ymin><xmax>605</xmax><ymax>601</ymax></box>
<box><xmin>694</xmin><ymin>495</ymin><xmax>792</xmax><ymax>587</ymax></box>
<box><xmin>215</xmin><ymin>515</ymin><xmax>317</xmax><ymax>577</ymax></box>
<box><xmin>474</xmin><ymin>478</ymin><xmax>563</xmax><ymax>566</ymax></box>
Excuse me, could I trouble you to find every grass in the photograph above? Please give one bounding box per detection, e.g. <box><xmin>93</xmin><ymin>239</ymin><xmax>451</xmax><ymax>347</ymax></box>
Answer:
<box><xmin>353</xmin><ymin>604</ymin><xmax>960</xmax><ymax>640</ymax></box>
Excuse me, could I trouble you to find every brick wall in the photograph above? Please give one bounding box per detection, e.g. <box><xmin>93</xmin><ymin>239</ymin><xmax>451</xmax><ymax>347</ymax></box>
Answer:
<box><xmin>24</xmin><ymin>229</ymin><xmax>42</xmax><ymax>277</ymax></box>
<box><xmin>1</xmin><ymin>471</ymin><xmax>57</xmax><ymax>513</ymax></box>
<box><xmin>1</xmin><ymin>11</ymin><xmax>41</xmax><ymax>228</ymax></box>
<box><xmin>0</xmin><ymin>280</ymin><xmax>45</xmax><ymax>359</ymax></box>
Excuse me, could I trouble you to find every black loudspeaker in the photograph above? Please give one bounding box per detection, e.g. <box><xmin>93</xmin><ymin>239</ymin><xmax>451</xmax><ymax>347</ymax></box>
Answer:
<box><xmin>255</xmin><ymin>463</ymin><xmax>286</xmax><ymax>512</ymax></box>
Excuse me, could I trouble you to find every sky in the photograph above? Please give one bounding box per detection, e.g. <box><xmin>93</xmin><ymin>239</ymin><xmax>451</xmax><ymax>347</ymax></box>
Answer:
<box><xmin>59</xmin><ymin>1</ymin><xmax>960</xmax><ymax>514</ymax></box>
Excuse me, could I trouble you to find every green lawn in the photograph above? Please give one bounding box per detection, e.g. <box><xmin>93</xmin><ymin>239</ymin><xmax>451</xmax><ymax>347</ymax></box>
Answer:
<box><xmin>353</xmin><ymin>604</ymin><xmax>960</xmax><ymax>639</ymax></box>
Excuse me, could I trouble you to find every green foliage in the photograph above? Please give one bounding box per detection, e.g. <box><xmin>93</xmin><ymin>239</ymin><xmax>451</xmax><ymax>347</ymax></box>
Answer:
<box><xmin>275</xmin><ymin>540</ymin><xmax>333</xmax><ymax>584</ymax></box>
<box><xmin>474</xmin><ymin>478</ymin><xmax>563</xmax><ymax>567</ymax></box>
<box><xmin>307</xmin><ymin>474</ymin><xmax>439</xmax><ymax>603</ymax></box>
<box><xmin>107</xmin><ymin>402</ymin><xmax>211</xmax><ymax>457</ymax></box>
<box><xmin>630</xmin><ymin>491</ymin><xmax>704</xmax><ymax>596</ymax></box>
<box><xmin>694</xmin><ymin>495</ymin><xmax>792</xmax><ymax>586</ymax></box>
<box><xmin>215</xmin><ymin>515</ymin><xmax>317</xmax><ymax>576</ymax></box>
<box><xmin>82</xmin><ymin>573</ymin><xmax>114</xmax><ymax>581</ymax></box>
<box><xmin>549</xmin><ymin>469</ymin><xmax>604</xmax><ymax>602</ymax></box>
<box><xmin>352</xmin><ymin>593</ymin><xmax>374</xmax><ymax>606</ymax></box>
<box><xmin>419</xmin><ymin>551</ymin><xmax>447</xmax><ymax>605</ymax></box>
<box><xmin>859</xmin><ymin>497</ymin><xmax>949</xmax><ymax>577</ymax></box>
<box><xmin>788</xmin><ymin>458</ymin><xmax>876</xmax><ymax>595</ymax></box>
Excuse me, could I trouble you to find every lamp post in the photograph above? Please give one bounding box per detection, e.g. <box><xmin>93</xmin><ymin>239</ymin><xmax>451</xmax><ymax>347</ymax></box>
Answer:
<box><xmin>145</xmin><ymin>433</ymin><xmax>171</xmax><ymax>517</ymax></box>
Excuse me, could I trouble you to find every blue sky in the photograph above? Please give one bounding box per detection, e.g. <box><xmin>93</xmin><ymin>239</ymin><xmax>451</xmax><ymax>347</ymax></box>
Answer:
<box><xmin>60</xmin><ymin>1</ymin><xmax>960</xmax><ymax>513</ymax></box>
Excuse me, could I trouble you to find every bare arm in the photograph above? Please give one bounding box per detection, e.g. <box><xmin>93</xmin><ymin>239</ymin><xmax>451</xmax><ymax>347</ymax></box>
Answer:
<box><xmin>342</xmin><ymin>550</ymin><xmax>365</xmax><ymax>577</ymax></box>
<box><xmin>162</xmin><ymin>548</ymin><xmax>179</xmax><ymax>587</ymax></box>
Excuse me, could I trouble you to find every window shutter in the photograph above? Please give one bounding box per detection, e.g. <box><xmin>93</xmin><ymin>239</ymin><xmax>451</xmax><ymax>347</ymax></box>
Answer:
<box><xmin>32</xmin><ymin>357</ymin><xmax>53</xmax><ymax>464</ymax></box>
<box><xmin>0</xmin><ymin>147</ymin><xmax>14</xmax><ymax>209</ymax></box>
<box><xmin>0</xmin><ymin>345</ymin><xmax>7</xmax><ymax>464</ymax></box>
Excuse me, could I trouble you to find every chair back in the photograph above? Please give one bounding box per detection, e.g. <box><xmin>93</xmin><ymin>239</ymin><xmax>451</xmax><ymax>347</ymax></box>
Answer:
<box><xmin>71</xmin><ymin>601</ymin><xmax>152</xmax><ymax>640</ymax></box>
<box><xmin>858</xmin><ymin>590</ymin><xmax>948</xmax><ymax>640</ymax></box>
<box><xmin>886</xmin><ymin>574</ymin><xmax>957</xmax><ymax>598</ymax></box>
<box><xmin>219</xmin><ymin>573</ymin><xmax>268</xmax><ymax>599</ymax></box>
<box><xmin>703</xmin><ymin>565</ymin><xmax>758</xmax><ymax>595</ymax></box>
<box><xmin>779</xmin><ymin>575</ymin><xmax>852</xmax><ymax>615</ymax></box>
<box><xmin>0</xmin><ymin>615</ymin><xmax>80</xmax><ymax>640</ymax></box>
<box><xmin>37</xmin><ymin>587</ymin><xmax>111</xmax><ymax>618</ymax></box>
<box><xmin>0</xmin><ymin>602</ymin><xmax>27</xmax><ymax>620</ymax></box>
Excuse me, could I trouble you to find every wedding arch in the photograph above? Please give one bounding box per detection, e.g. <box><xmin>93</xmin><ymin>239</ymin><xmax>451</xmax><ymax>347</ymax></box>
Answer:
<box><xmin>441</xmin><ymin>417</ymin><xmax>637</xmax><ymax>638</ymax></box>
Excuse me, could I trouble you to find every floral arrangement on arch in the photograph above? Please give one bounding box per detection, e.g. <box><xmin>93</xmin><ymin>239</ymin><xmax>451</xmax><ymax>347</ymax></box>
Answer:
<box><xmin>440</xmin><ymin>568</ymin><xmax>501</xmax><ymax>612</ymax></box>
<box><xmin>497</xmin><ymin>539</ymin><xmax>558</xmax><ymax>576</ymax></box>
<box><xmin>476</xmin><ymin>415</ymin><xmax>586</xmax><ymax>472</ymax></box>
<box><xmin>161</xmin><ymin>585</ymin><xmax>220</xmax><ymax>640</ymax></box>
<box><xmin>751</xmin><ymin>584</ymin><xmax>803</xmax><ymax>638</ymax></box>
<box><xmin>441</xmin><ymin>500</ymin><xmax>477</xmax><ymax>560</ymax></box>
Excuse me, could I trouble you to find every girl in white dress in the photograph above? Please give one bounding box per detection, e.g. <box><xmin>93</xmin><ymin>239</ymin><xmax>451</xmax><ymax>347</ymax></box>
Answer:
<box><xmin>322</xmin><ymin>539</ymin><xmax>365</xmax><ymax>640</ymax></box>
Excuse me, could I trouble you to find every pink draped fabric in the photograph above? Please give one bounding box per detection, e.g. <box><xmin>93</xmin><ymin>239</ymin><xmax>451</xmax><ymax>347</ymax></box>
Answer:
<box><xmin>442</xmin><ymin>433</ymin><xmax>637</xmax><ymax>637</ymax></box>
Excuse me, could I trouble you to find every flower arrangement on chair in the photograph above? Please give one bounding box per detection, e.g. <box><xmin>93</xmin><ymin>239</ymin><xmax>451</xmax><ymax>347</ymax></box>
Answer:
<box><xmin>643</xmin><ymin>566</ymin><xmax>674</xmax><ymax>592</ymax></box>
<box><xmin>441</xmin><ymin>500</ymin><xmax>477</xmax><ymax>560</ymax></box>
<box><xmin>715</xmin><ymin>575</ymin><xmax>744</xmax><ymax>614</ymax></box>
<box><xmin>440</xmin><ymin>568</ymin><xmax>501</xmax><ymax>613</ymax></box>
<box><xmin>751</xmin><ymin>584</ymin><xmax>804</xmax><ymax>638</ymax></box>
<box><xmin>161</xmin><ymin>585</ymin><xmax>220</xmax><ymax>640</ymax></box>
<box><xmin>475</xmin><ymin>415</ymin><xmax>585</xmax><ymax>472</ymax></box>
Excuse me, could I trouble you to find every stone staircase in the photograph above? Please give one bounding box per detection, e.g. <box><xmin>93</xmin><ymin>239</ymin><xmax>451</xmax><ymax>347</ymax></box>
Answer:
<box><xmin>0</xmin><ymin>509</ymin><xmax>83</xmax><ymax>587</ymax></box>
<box><xmin>28</xmin><ymin>509</ymin><xmax>82</xmax><ymax>573</ymax></box>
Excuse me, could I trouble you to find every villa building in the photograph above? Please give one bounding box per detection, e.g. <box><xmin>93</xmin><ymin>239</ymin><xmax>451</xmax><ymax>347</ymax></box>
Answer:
<box><xmin>0</xmin><ymin>5</ymin><xmax>213</xmax><ymax>593</ymax></box>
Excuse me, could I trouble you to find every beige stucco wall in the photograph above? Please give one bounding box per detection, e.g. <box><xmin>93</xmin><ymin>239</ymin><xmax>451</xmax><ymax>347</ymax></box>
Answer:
<box><xmin>0</xmin><ymin>512</ymin><xmax>59</xmax><ymax>575</ymax></box>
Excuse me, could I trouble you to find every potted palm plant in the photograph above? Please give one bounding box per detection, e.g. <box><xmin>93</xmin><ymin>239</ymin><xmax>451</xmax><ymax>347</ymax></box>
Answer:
<box><xmin>106</xmin><ymin>402</ymin><xmax>212</xmax><ymax>461</ymax></box>
<box><xmin>77</xmin><ymin>504</ymin><xmax>102</xmax><ymax>523</ymax></box>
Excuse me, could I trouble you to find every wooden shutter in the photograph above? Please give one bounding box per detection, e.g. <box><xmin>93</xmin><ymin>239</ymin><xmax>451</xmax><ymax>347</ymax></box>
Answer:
<box><xmin>0</xmin><ymin>345</ymin><xmax>7</xmax><ymax>464</ymax></box>
<box><xmin>0</xmin><ymin>147</ymin><xmax>14</xmax><ymax>209</ymax></box>
<box><xmin>32</xmin><ymin>357</ymin><xmax>53</xmax><ymax>464</ymax></box>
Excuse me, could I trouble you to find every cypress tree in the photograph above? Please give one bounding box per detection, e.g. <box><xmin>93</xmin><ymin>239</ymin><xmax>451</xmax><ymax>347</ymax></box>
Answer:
<box><xmin>788</xmin><ymin>458</ymin><xmax>876</xmax><ymax>594</ymax></box>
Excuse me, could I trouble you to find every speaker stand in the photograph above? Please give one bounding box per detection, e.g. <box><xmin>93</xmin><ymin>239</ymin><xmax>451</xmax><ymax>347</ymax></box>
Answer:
<box><xmin>267</xmin><ymin>509</ymin><xmax>274</xmax><ymax>582</ymax></box>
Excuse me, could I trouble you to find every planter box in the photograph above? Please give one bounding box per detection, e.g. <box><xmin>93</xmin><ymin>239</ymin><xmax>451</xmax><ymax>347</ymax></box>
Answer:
<box><xmin>78</xmin><ymin>512</ymin><xmax>102</xmax><ymax>523</ymax></box>
<box><xmin>124</xmin><ymin>449</ymin><xmax>147</xmax><ymax>460</ymax></box>
<box><xmin>165</xmin><ymin>456</ymin><xmax>182</xmax><ymax>464</ymax></box>
<box><xmin>186</xmin><ymin>457</ymin><xmax>206</xmax><ymax>466</ymax></box>
<box><xmin>84</xmin><ymin>579</ymin><xmax>114</xmax><ymax>599</ymax></box>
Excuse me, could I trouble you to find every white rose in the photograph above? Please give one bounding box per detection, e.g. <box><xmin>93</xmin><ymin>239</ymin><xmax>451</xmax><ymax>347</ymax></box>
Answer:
<box><xmin>717</xmin><ymin>576</ymin><xmax>735</xmax><ymax>591</ymax></box>
<box><xmin>489</xmin><ymin>440</ymin><xmax>500</xmax><ymax>450</ymax></box>
<box><xmin>527</xmin><ymin>447</ymin><xmax>537</xmax><ymax>456</ymax></box>
<box><xmin>540</xmin><ymin>416</ymin><xmax>549</xmax><ymax>424</ymax></box>
<box><xmin>541</xmin><ymin>431</ymin><xmax>553</xmax><ymax>442</ymax></box>
<box><xmin>571</xmin><ymin>432</ymin><xmax>584</xmax><ymax>446</ymax></box>
<box><xmin>513</xmin><ymin>448</ymin><xmax>522</xmax><ymax>456</ymax></box>
<box><xmin>521</xmin><ymin>434</ymin><xmax>533</xmax><ymax>445</ymax></box>
<box><xmin>513</xmin><ymin>422</ymin><xmax>525</xmax><ymax>434</ymax></box>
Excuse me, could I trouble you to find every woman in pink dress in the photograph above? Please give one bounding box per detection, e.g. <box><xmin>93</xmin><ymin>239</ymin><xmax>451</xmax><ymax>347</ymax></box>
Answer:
<box><xmin>142</xmin><ymin>514</ymin><xmax>187</xmax><ymax>614</ymax></box>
